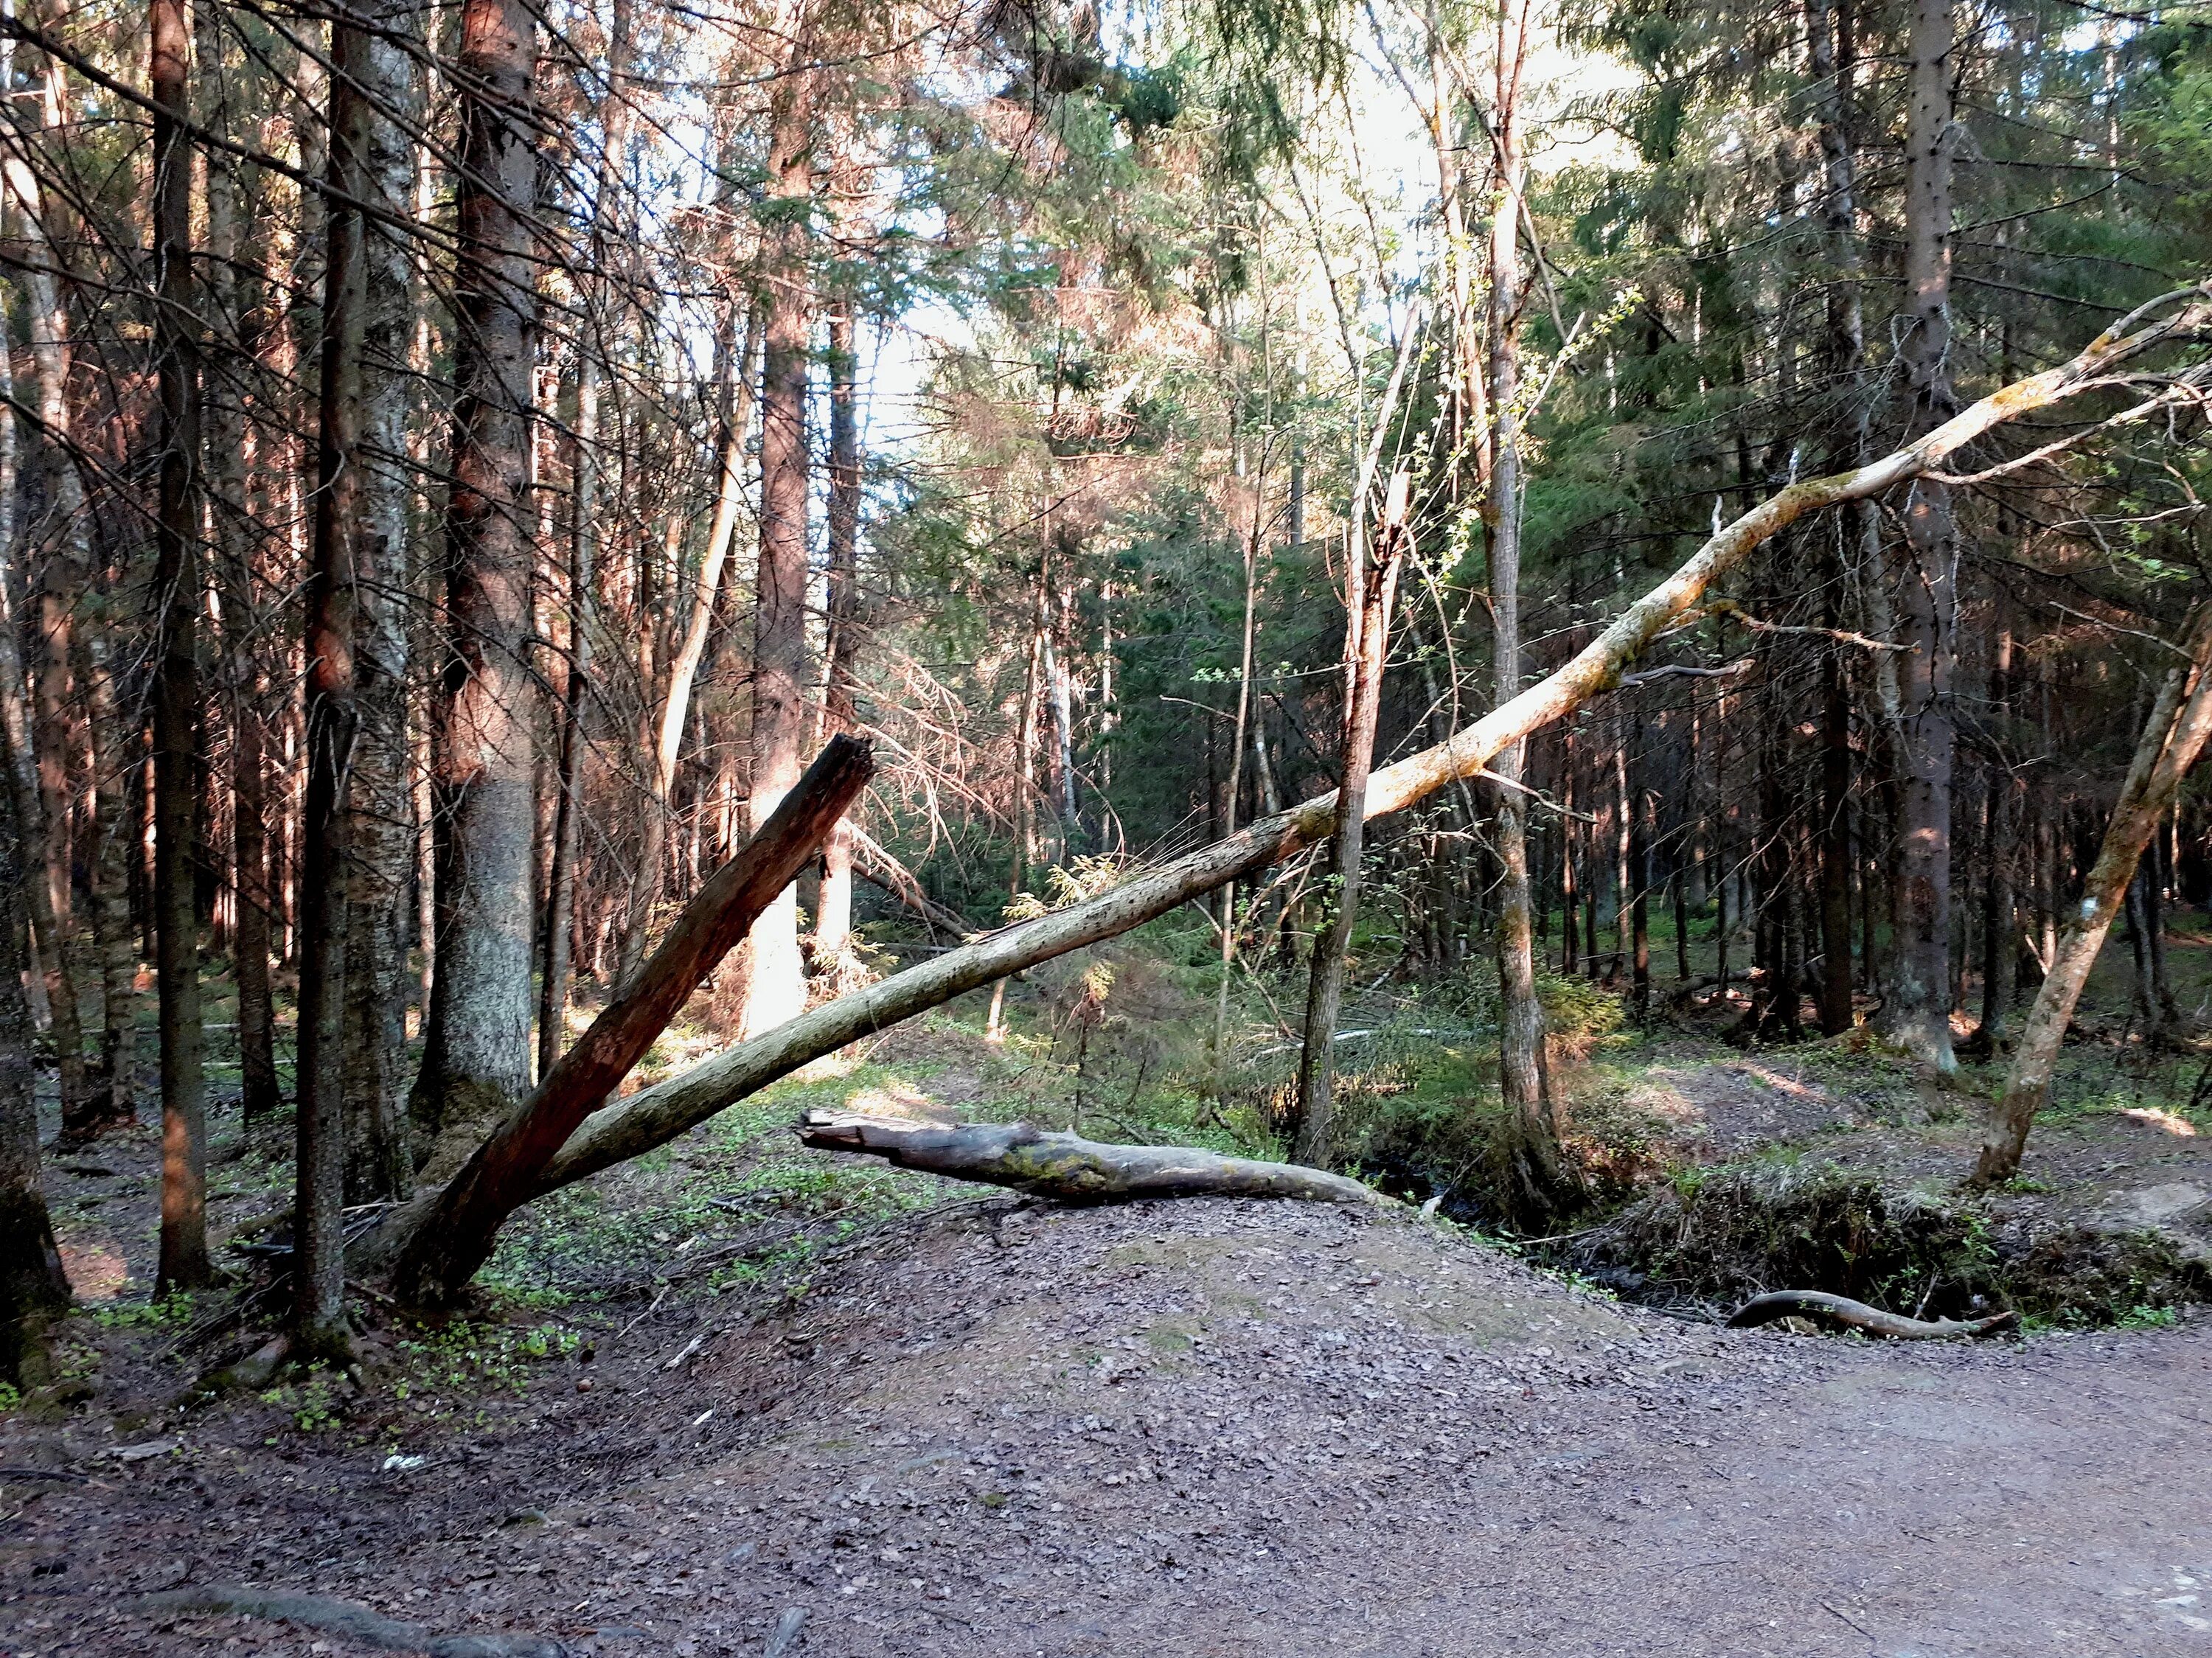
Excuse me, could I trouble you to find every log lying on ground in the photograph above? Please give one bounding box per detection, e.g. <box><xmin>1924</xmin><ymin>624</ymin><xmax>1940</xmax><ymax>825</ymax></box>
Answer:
<box><xmin>1726</xmin><ymin>1290</ymin><xmax>2020</xmax><ymax>1340</ymax></box>
<box><xmin>386</xmin><ymin>736</ymin><xmax>874</xmax><ymax>1302</ymax></box>
<box><xmin>798</xmin><ymin>1112</ymin><xmax>1388</xmax><ymax>1205</ymax></box>
<box><xmin>526</xmin><ymin>288</ymin><xmax>2212</xmax><ymax>1213</ymax></box>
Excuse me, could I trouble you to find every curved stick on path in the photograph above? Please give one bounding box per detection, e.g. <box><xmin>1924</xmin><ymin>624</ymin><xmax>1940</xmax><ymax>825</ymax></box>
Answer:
<box><xmin>799</xmin><ymin>1112</ymin><xmax>1388</xmax><ymax>1206</ymax></box>
<box><xmin>1727</xmin><ymin>1290</ymin><xmax>2020</xmax><ymax>1340</ymax></box>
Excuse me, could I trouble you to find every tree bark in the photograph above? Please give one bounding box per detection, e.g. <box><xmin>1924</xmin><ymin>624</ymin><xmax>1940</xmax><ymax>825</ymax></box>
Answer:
<box><xmin>339</xmin><ymin>0</ymin><xmax>423</xmax><ymax>1204</ymax></box>
<box><xmin>390</xmin><ymin>736</ymin><xmax>873</xmax><ymax>1301</ymax></box>
<box><xmin>1880</xmin><ymin>0</ymin><xmax>1962</xmax><ymax>1073</ymax></box>
<box><xmin>395</xmin><ymin>296</ymin><xmax>2207</xmax><ymax>1240</ymax></box>
<box><xmin>0</xmin><ymin>123</ymin><xmax>94</xmax><ymax>1133</ymax></box>
<box><xmin>540</xmin><ymin>0</ymin><xmax>632</xmax><ymax>1076</ymax></box>
<box><xmin>150</xmin><ymin>0</ymin><xmax>207</xmax><ymax>1292</ymax></box>
<box><xmin>1293</xmin><ymin>466</ymin><xmax>1407</xmax><ymax>1168</ymax></box>
<box><xmin>815</xmin><ymin>296</ymin><xmax>861</xmax><ymax>961</ymax></box>
<box><xmin>0</xmin><ymin>700</ymin><xmax>66</xmax><ymax>1388</ymax></box>
<box><xmin>1481</xmin><ymin>0</ymin><xmax>1562</xmax><ymax>1212</ymax></box>
<box><xmin>194</xmin><ymin>29</ymin><xmax>282</xmax><ymax>1129</ymax></box>
<box><xmin>411</xmin><ymin>0</ymin><xmax>540</xmax><ymax>1171</ymax></box>
<box><xmin>740</xmin><ymin>36</ymin><xmax>815</xmax><ymax>1041</ymax></box>
<box><xmin>799</xmin><ymin>1111</ymin><xmax>1385</xmax><ymax>1206</ymax></box>
<box><xmin>619</xmin><ymin>302</ymin><xmax>754</xmax><ymax>983</ymax></box>
<box><xmin>1975</xmin><ymin>610</ymin><xmax>2212</xmax><ymax>1183</ymax></box>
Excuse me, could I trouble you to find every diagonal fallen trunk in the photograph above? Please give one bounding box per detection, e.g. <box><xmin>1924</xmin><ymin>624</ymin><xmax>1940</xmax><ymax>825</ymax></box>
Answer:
<box><xmin>1974</xmin><ymin>605</ymin><xmax>2212</xmax><ymax>1185</ymax></box>
<box><xmin>1726</xmin><ymin>1289</ymin><xmax>2019</xmax><ymax>1340</ymax></box>
<box><xmin>525</xmin><ymin>288</ymin><xmax>2211</xmax><ymax>1208</ymax></box>
<box><xmin>797</xmin><ymin>1112</ymin><xmax>1386</xmax><ymax>1205</ymax></box>
<box><xmin>386</xmin><ymin>736</ymin><xmax>873</xmax><ymax>1302</ymax></box>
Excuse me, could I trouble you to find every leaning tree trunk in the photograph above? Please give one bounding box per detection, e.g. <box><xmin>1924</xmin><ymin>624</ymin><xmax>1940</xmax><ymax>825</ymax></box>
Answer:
<box><xmin>1975</xmin><ymin>613</ymin><xmax>2212</xmax><ymax>1182</ymax></box>
<box><xmin>150</xmin><ymin>0</ymin><xmax>209</xmax><ymax>1292</ymax></box>
<box><xmin>1880</xmin><ymin>0</ymin><xmax>1962</xmax><ymax>1074</ymax></box>
<box><xmin>389</xmin><ymin>737</ymin><xmax>872</xmax><ymax>1303</ymax></box>
<box><xmin>411</xmin><ymin>0</ymin><xmax>541</xmax><ymax>1175</ymax></box>
<box><xmin>368</xmin><ymin>290</ymin><xmax>2211</xmax><ymax>1279</ymax></box>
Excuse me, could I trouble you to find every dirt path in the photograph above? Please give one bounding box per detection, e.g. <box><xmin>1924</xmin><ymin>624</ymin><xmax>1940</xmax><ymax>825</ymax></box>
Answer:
<box><xmin>6</xmin><ymin>1198</ymin><xmax>2207</xmax><ymax>1657</ymax></box>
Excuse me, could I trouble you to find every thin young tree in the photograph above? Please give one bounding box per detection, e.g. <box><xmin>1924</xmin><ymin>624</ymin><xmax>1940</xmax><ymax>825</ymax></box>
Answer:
<box><xmin>149</xmin><ymin>0</ymin><xmax>208</xmax><ymax>1292</ymax></box>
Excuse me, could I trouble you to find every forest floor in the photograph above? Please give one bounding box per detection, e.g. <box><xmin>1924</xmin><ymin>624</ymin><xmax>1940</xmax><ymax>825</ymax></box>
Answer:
<box><xmin>8</xmin><ymin>913</ymin><xmax>2212</xmax><ymax>1656</ymax></box>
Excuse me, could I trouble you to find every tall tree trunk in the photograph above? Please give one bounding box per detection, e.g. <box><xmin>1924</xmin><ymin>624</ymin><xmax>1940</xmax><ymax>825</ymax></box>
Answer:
<box><xmin>1480</xmin><ymin>0</ymin><xmax>1559</xmax><ymax>1210</ymax></box>
<box><xmin>88</xmin><ymin>641</ymin><xmax>136</xmax><ymax>1125</ymax></box>
<box><xmin>540</xmin><ymin>0</ymin><xmax>632</xmax><ymax>1072</ymax></box>
<box><xmin>0</xmin><ymin>125</ymin><xmax>93</xmax><ymax>1133</ymax></box>
<box><xmin>1882</xmin><ymin>0</ymin><xmax>1961</xmax><ymax>1073</ymax></box>
<box><xmin>150</xmin><ymin>0</ymin><xmax>208</xmax><ymax>1291</ymax></box>
<box><xmin>815</xmin><ymin>294</ymin><xmax>861</xmax><ymax>961</ymax></box>
<box><xmin>297</xmin><ymin>1</ymin><xmax>371</xmax><ymax>1346</ymax></box>
<box><xmin>1973</xmin><ymin>615</ymin><xmax>2015</xmax><ymax>1049</ymax></box>
<box><xmin>1977</xmin><ymin>614</ymin><xmax>2212</xmax><ymax>1182</ymax></box>
<box><xmin>411</xmin><ymin>0</ymin><xmax>540</xmax><ymax>1174</ymax></box>
<box><xmin>338</xmin><ymin>0</ymin><xmax>423</xmax><ymax>1203</ymax></box>
<box><xmin>0</xmin><ymin>701</ymin><xmax>66</xmax><ymax>1388</ymax></box>
<box><xmin>1817</xmin><ymin>635</ymin><xmax>1855</xmax><ymax>1033</ymax></box>
<box><xmin>0</xmin><ymin>277</ymin><xmax>40</xmax><ymax>1037</ymax></box>
<box><xmin>739</xmin><ymin>38</ymin><xmax>815</xmax><ymax>1041</ymax></box>
<box><xmin>1293</xmin><ymin>473</ymin><xmax>1407</xmax><ymax>1167</ymax></box>
<box><xmin>195</xmin><ymin>25</ymin><xmax>282</xmax><ymax>1127</ymax></box>
<box><xmin>621</xmin><ymin>302</ymin><xmax>754</xmax><ymax>984</ymax></box>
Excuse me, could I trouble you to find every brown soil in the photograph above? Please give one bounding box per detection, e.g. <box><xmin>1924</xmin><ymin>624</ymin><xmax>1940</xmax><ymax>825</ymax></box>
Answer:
<box><xmin>7</xmin><ymin>1194</ymin><xmax>2210</xmax><ymax>1657</ymax></box>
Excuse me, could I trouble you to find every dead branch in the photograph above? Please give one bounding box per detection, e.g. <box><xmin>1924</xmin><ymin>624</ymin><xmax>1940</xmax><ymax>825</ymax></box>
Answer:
<box><xmin>1726</xmin><ymin>1290</ymin><xmax>2020</xmax><ymax>1340</ymax></box>
<box><xmin>797</xmin><ymin>1112</ymin><xmax>1388</xmax><ymax>1205</ymax></box>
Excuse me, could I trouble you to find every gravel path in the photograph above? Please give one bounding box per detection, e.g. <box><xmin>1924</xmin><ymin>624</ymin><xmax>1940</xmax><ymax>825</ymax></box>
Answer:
<box><xmin>7</xmin><ymin>1197</ymin><xmax>2208</xmax><ymax>1657</ymax></box>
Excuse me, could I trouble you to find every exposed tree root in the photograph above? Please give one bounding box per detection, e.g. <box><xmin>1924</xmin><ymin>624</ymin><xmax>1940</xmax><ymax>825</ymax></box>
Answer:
<box><xmin>798</xmin><ymin>1112</ymin><xmax>1388</xmax><ymax>1206</ymax></box>
<box><xmin>1726</xmin><ymin>1290</ymin><xmax>2020</xmax><ymax>1340</ymax></box>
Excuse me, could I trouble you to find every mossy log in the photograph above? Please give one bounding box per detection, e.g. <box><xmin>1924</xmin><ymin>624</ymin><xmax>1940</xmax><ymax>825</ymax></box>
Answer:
<box><xmin>1726</xmin><ymin>1289</ymin><xmax>2019</xmax><ymax>1340</ymax></box>
<box><xmin>798</xmin><ymin>1112</ymin><xmax>1388</xmax><ymax>1206</ymax></box>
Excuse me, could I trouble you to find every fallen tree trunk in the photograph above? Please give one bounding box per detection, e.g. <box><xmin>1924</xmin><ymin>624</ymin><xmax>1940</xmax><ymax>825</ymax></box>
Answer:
<box><xmin>1726</xmin><ymin>1289</ymin><xmax>2020</xmax><ymax>1340</ymax></box>
<box><xmin>529</xmin><ymin>290</ymin><xmax>2211</xmax><ymax>1205</ymax></box>
<box><xmin>797</xmin><ymin>1112</ymin><xmax>1388</xmax><ymax>1205</ymax></box>
<box><xmin>376</xmin><ymin>286</ymin><xmax>2210</xmax><ymax>1298</ymax></box>
<box><xmin>1973</xmin><ymin>607</ymin><xmax>2212</xmax><ymax>1185</ymax></box>
<box><xmin>386</xmin><ymin>736</ymin><xmax>873</xmax><ymax>1301</ymax></box>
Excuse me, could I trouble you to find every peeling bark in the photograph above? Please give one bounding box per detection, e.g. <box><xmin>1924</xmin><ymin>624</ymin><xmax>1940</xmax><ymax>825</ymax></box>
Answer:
<box><xmin>799</xmin><ymin>1112</ymin><xmax>1385</xmax><ymax>1207</ymax></box>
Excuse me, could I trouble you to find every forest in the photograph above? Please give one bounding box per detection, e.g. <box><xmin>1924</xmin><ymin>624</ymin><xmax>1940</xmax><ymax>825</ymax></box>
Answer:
<box><xmin>1</xmin><ymin>0</ymin><xmax>2211</xmax><ymax>1649</ymax></box>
